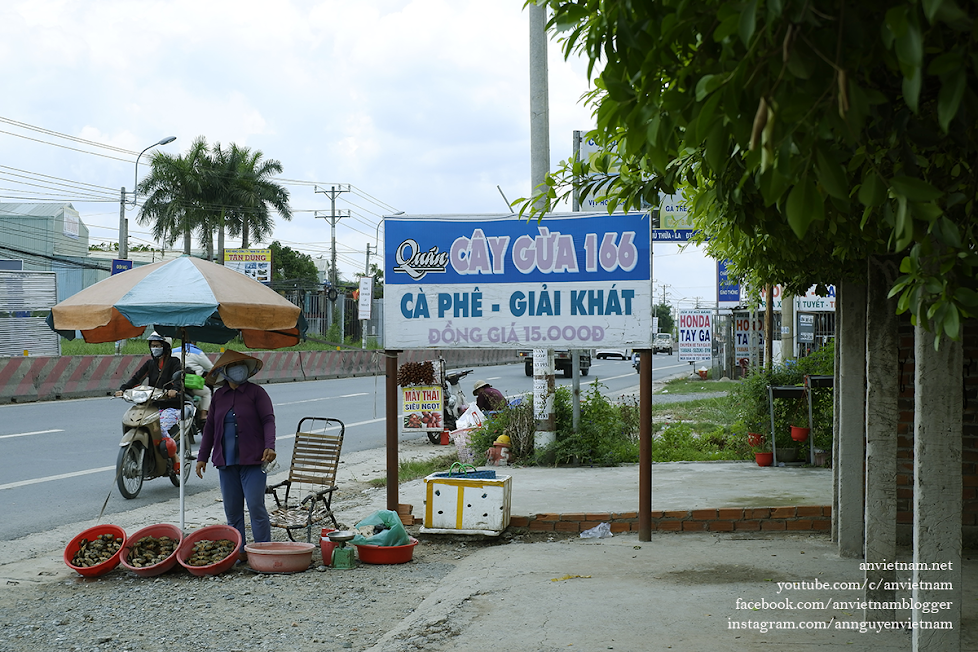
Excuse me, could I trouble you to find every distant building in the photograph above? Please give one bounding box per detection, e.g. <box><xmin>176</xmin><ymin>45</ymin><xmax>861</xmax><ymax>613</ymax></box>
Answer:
<box><xmin>0</xmin><ymin>203</ymin><xmax>106</xmax><ymax>301</ymax></box>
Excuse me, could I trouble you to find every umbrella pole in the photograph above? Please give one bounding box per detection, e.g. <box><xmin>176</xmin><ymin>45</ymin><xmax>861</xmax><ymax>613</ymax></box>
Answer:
<box><xmin>179</xmin><ymin>329</ymin><xmax>187</xmax><ymax>532</ymax></box>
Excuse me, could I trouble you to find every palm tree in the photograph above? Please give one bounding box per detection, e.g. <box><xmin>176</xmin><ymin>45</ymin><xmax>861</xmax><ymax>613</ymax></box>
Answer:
<box><xmin>137</xmin><ymin>138</ymin><xmax>292</xmax><ymax>257</ymax></box>
<box><xmin>137</xmin><ymin>137</ymin><xmax>210</xmax><ymax>255</ymax></box>
<box><xmin>229</xmin><ymin>146</ymin><xmax>292</xmax><ymax>248</ymax></box>
<box><xmin>201</xmin><ymin>142</ymin><xmax>246</xmax><ymax>263</ymax></box>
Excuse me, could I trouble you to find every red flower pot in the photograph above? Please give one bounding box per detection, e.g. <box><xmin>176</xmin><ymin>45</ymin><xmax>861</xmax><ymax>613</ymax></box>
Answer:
<box><xmin>747</xmin><ymin>432</ymin><xmax>765</xmax><ymax>448</ymax></box>
<box><xmin>755</xmin><ymin>452</ymin><xmax>773</xmax><ymax>467</ymax></box>
<box><xmin>790</xmin><ymin>426</ymin><xmax>811</xmax><ymax>442</ymax></box>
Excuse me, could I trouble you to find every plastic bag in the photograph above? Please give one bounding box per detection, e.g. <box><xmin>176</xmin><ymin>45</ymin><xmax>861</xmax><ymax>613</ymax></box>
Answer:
<box><xmin>183</xmin><ymin>373</ymin><xmax>205</xmax><ymax>390</ymax></box>
<box><xmin>456</xmin><ymin>404</ymin><xmax>486</xmax><ymax>429</ymax></box>
<box><xmin>580</xmin><ymin>522</ymin><xmax>613</xmax><ymax>539</ymax></box>
<box><xmin>350</xmin><ymin>510</ymin><xmax>410</xmax><ymax>547</ymax></box>
<box><xmin>451</xmin><ymin>427</ymin><xmax>477</xmax><ymax>464</ymax></box>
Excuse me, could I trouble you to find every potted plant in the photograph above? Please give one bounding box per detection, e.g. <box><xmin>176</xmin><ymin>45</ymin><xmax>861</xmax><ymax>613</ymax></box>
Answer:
<box><xmin>750</xmin><ymin>437</ymin><xmax>773</xmax><ymax>467</ymax></box>
<box><xmin>777</xmin><ymin>388</ymin><xmax>807</xmax><ymax>441</ymax></box>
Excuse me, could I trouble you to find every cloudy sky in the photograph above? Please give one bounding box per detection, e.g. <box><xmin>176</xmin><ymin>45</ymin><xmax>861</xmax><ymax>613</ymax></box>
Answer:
<box><xmin>0</xmin><ymin>0</ymin><xmax>717</xmax><ymax>308</ymax></box>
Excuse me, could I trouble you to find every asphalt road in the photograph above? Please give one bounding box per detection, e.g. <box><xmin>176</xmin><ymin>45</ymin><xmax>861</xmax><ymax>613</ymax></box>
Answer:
<box><xmin>0</xmin><ymin>354</ymin><xmax>689</xmax><ymax>541</ymax></box>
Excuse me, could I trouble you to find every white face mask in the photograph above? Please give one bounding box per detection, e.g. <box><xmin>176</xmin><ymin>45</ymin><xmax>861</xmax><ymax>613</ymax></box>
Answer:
<box><xmin>150</xmin><ymin>346</ymin><xmax>164</xmax><ymax>358</ymax></box>
<box><xmin>225</xmin><ymin>364</ymin><xmax>250</xmax><ymax>384</ymax></box>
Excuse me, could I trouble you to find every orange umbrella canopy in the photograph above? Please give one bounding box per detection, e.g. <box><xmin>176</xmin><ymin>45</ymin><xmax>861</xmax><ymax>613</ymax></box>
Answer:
<box><xmin>50</xmin><ymin>256</ymin><xmax>304</xmax><ymax>349</ymax></box>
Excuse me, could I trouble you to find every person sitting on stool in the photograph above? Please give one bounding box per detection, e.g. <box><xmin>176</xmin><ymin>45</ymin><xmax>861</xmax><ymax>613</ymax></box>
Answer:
<box><xmin>472</xmin><ymin>380</ymin><xmax>505</xmax><ymax>412</ymax></box>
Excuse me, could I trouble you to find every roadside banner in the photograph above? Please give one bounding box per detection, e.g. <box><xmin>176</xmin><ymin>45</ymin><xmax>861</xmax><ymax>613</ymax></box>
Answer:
<box><xmin>401</xmin><ymin>385</ymin><xmax>443</xmax><ymax>432</ymax></box>
<box><xmin>717</xmin><ymin>259</ymin><xmax>740</xmax><ymax>306</ymax></box>
<box><xmin>224</xmin><ymin>248</ymin><xmax>271</xmax><ymax>283</ymax></box>
<box><xmin>358</xmin><ymin>277</ymin><xmax>373</xmax><ymax>320</ymax></box>
<box><xmin>383</xmin><ymin>212</ymin><xmax>653</xmax><ymax>349</ymax></box>
<box><xmin>798</xmin><ymin>314</ymin><xmax>815</xmax><ymax>343</ymax></box>
<box><xmin>734</xmin><ymin>313</ymin><xmax>765</xmax><ymax>358</ymax></box>
<box><xmin>678</xmin><ymin>309</ymin><xmax>713</xmax><ymax>362</ymax></box>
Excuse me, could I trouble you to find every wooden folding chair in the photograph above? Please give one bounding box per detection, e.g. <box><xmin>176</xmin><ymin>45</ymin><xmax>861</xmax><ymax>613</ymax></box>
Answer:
<box><xmin>266</xmin><ymin>417</ymin><xmax>344</xmax><ymax>542</ymax></box>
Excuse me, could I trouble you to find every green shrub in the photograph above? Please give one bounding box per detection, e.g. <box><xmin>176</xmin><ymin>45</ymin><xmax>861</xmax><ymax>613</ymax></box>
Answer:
<box><xmin>728</xmin><ymin>340</ymin><xmax>835</xmax><ymax>457</ymax></box>
<box><xmin>549</xmin><ymin>383</ymin><xmax>640</xmax><ymax>466</ymax></box>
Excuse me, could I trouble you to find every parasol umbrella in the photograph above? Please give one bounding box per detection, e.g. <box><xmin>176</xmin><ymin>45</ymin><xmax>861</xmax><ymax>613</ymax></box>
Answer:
<box><xmin>48</xmin><ymin>255</ymin><xmax>305</xmax><ymax>348</ymax></box>
<box><xmin>47</xmin><ymin>255</ymin><xmax>307</xmax><ymax>528</ymax></box>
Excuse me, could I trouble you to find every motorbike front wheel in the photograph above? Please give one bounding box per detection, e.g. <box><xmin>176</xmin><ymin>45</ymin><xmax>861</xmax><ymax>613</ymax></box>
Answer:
<box><xmin>117</xmin><ymin>443</ymin><xmax>145</xmax><ymax>499</ymax></box>
<box><xmin>427</xmin><ymin>430</ymin><xmax>442</xmax><ymax>445</ymax></box>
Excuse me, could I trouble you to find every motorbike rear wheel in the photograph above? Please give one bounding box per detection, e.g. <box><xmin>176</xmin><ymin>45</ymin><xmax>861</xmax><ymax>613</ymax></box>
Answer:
<box><xmin>117</xmin><ymin>443</ymin><xmax>145</xmax><ymax>499</ymax></box>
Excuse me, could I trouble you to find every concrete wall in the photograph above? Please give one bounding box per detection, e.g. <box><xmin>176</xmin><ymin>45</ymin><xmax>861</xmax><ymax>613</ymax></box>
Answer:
<box><xmin>0</xmin><ymin>348</ymin><xmax>520</xmax><ymax>404</ymax></box>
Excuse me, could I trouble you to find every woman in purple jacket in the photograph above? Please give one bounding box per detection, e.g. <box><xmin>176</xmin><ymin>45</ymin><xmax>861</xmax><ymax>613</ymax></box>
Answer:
<box><xmin>195</xmin><ymin>350</ymin><xmax>277</xmax><ymax>560</ymax></box>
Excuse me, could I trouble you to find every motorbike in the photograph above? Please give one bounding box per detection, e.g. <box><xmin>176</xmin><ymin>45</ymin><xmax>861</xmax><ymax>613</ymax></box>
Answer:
<box><xmin>438</xmin><ymin>366</ymin><xmax>474</xmax><ymax>442</ymax></box>
<box><xmin>115</xmin><ymin>385</ymin><xmax>199</xmax><ymax>499</ymax></box>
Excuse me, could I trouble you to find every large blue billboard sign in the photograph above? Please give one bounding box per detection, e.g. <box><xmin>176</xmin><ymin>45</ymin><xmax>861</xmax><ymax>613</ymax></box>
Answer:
<box><xmin>383</xmin><ymin>213</ymin><xmax>653</xmax><ymax>349</ymax></box>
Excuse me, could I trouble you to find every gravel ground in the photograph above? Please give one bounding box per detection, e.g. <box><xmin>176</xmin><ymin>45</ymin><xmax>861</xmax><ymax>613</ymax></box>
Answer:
<box><xmin>1</xmin><ymin>527</ymin><xmax>570</xmax><ymax>652</ymax></box>
<box><xmin>0</xmin><ymin>454</ymin><xmax>570</xmax><ymax>652</ymax></box>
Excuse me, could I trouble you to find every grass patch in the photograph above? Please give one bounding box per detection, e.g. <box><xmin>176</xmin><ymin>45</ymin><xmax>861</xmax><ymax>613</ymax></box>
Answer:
<box><xmin>658</xmin><ymin>377</ymin><xmax>741</xmax><ymax>395</ymax></box>
<box><xmin>650</xmin><ymin>395</ymin><xmax>740</xmax><ymax>425</ymax></box>
<box><xmin>367</xmin><ymin>453</ymin><xmax>458</xmax><ymax>488</ymax></box>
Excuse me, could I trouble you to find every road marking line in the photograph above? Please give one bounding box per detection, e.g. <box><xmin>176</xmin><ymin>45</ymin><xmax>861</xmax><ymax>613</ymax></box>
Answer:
<box><xmin>0</xmin><ymin>465</ymin><xmax>116</xmax><ymax>491</ymax></box>
<box><xmin>275</xmin><ymin>393</ymin><xmax>368</xmax><ymax>406</ymax></box>
<box><xmin>3</xmin><ymin>417</ymin><xmax>399</xmax><ymax>489</ymax></box>
<box><xmin>0</xmin><ymin>429</ymin><xmax>65</xmax><ymax>440</ymax></box>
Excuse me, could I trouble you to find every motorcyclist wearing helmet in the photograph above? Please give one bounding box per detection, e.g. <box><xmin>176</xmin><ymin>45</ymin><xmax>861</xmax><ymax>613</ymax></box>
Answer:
<box><xmin>116</xmin><ymin>333</ymin><xmax>184</xmax><ymax>468</ymax></box>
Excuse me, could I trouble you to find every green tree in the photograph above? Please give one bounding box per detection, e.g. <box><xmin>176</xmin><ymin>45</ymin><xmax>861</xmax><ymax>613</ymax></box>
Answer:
<box><xmin>137</xmin><ymin>139</ymin><xmax>293</xmax><ymax>258</ymax></box>
<box><xmin>269</xmin><ymin>240</ymin><xmax>319</xmax><ymax>288</ymax></box>
<box><xmin>230</xmin><ymin>148</ymin><xmax>292</xmax><ymax>248</ymax></box>
<box><xmin>526</xmin><ymin>0</ymin><xmax>978</xmax><ymax>342</ymax></box>
<box><xmin>653</xmin><ymin>303</ymin><xmax>674</xmax><ymax>333</ymax></box>
<box><xmin>137</xmin><ymin>137</ymin><xmax>210</xmax><ymax>255</ymax></box>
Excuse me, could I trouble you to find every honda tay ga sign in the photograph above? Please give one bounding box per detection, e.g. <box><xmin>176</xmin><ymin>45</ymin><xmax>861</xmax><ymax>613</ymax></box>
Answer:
<box><xmin>383</xmin><ymin>213</ymin><xmax>653</xmax><ymax>349</ymax></box>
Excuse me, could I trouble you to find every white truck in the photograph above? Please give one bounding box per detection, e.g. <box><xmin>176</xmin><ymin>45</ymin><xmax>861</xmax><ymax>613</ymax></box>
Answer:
<box><xmin>516</xmin><ymin>349</ymin><xmax>592</xmax><ymax>378</ymax></box>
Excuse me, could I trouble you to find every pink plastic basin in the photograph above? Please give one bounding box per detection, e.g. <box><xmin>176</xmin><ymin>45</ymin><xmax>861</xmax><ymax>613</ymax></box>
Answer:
<box><xmin>244</xmin><ymin>542</ymin><xmax>315</xmax><ymax>573</ymax></box>
<box><xmin>176</xmin><ymin>524</ymin><xmax>241</xmax><ymax>576</ymax></box>
<box><xmin>64</xmin><ymin>524</ymin><xmax>127</xmax><ymax>577</ymax></box>
<box><xmin>355</xmin><ymin>537</ymin><xmax>419</xmax><ymax>565</ymax></box>
<box><xmin>119</xmin><ymin>523</ymin><xmax>183</xmax><ymax>578</ymax></box>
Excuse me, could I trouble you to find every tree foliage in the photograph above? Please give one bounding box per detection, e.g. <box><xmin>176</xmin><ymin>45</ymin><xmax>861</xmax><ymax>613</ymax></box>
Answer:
<box><xmin>526</xmin><ymin>0</ymin><xmax>978</xmax><ymax>342</ymax></box>
<box><xmin>654</xmin><ymin>302</ymin><xmax>674</xmax><ymax>333</ymax></box>
<box><xmin>269</xmin><ymin>240</ymin><xmax>319</xmax><ymax>287</ymax></box>
<box><xmin>137</xmin><ymin>138</ymin><xmax>292</xmax><ymax>256</ymax></box>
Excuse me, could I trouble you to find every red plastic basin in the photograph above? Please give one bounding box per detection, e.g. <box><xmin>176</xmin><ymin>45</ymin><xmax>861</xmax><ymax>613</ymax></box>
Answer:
<box><xmin>355</xmin><ymin>537</ymin><xmax>419</xmax><ymax>564</ymax></box>
<box><xmin>176</xmin><ymin>524</ymin><xmax>241</xmax><ymax>576</ymax></box>
<box><xmin>244</xmin><ymin>542</ymin><xmax>316</xmax><ymax>573</ymax></box>
<box><xmin>64</xmin><ymin>524</ymin><xmax>127</xmax><ymax>577</ymax></box>
<box><xmin>119</xmin><ymin>523</ymin><xmax>183</xmax><ymax>578</ymax></box>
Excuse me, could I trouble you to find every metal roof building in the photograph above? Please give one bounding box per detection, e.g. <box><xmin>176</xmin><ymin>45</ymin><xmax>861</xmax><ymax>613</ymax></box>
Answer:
<box><xmin>0</xmin><ymin>203</ymin><xmax>108</xmax><ymax>300</ymax></box>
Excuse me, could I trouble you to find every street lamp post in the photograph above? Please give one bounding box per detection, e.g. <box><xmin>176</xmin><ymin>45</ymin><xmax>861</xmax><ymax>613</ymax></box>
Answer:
<box><xmin>119</xmin><ymin>136</ymin><xmax>177</xmax><ymax>259</ymax></box>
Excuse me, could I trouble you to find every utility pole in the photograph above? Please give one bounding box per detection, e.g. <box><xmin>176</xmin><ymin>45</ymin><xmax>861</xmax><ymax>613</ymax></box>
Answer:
<box><xmin>572</xmin><ymin>130</ymin><xmax>582</xmax><ymax>212</ymax></box>
<box><xmin>658</xmin><ymin>283</ymin><xmax>671</xmax><ymax>306</ymax></box>
<box><xmin>530</xmin><ymin>2</ymin><xmax>559</xmax><ymax>447</ymax></box>
<box><xmin>314</xmin><ymin>184</ymin><xmax>351</xmax><ymax>288</ymax></box>
<box><xmin>361</xmin><ymin>243</ymin><xmax>372</xmax><ymax>350</ymax></box>
<box><xmin>119</xmin><ymin>188</ymin><xmax>128</xmax><ymax>259</ymax></box>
